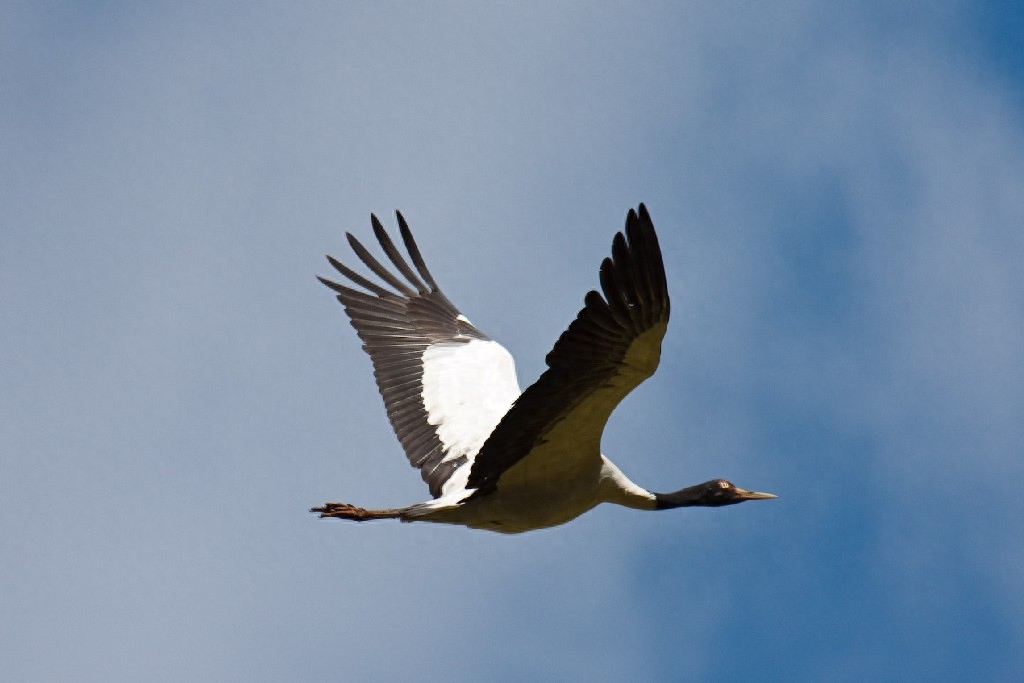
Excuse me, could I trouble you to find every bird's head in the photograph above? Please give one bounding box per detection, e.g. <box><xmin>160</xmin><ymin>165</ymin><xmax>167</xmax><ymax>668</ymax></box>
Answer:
<box><xmin>654</xmin><ymin>479</ymin><xmax>777</xmax><ymax>509</ymax></box>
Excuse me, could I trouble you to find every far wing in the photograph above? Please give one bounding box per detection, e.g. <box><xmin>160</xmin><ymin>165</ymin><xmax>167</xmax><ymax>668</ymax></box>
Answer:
<box><xmin>468</xmin><ymin>204</ymin><xmax>670</xmax><ymax>493</ymax></box>
<box><xmin>320</xmin><ymin>212</ymin><xmax>521</xmax><ymax>498</ymax></box>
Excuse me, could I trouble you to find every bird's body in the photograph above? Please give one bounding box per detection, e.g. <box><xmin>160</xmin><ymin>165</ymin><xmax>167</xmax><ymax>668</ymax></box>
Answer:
<box><xmin>312</xmin><ymin>205</ymin><xmax>774</xmax><ymax>533</ymax></box>
<box><xmin>397</xmin><ymin>455</ymin><xmax>653</xmax><ymax>534</ymax></box>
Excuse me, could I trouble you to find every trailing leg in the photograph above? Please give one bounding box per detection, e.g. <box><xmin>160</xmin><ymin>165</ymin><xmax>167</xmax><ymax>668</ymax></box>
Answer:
<box><xmin>310</xmin><ymin>502</ymin><xmax>402</xmax><ymax>521</ymax></box>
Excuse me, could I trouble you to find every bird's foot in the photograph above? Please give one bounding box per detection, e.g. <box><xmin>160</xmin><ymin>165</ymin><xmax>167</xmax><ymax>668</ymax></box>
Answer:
<box><xmin>310</xmin><ymin>501</ymin><xmax>372</xmax><ymax>520</ymax></box>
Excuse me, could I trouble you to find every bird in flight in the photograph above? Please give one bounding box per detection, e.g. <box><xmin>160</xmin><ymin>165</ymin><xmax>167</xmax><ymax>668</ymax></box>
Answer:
<box><xmin>311</xmin><ymin>204</ymin><xmax>774</xmax><ymax>533</ymax></box>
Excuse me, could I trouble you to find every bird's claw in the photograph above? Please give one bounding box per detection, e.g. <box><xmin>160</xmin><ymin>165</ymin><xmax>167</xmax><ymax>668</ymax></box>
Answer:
<box><xmin>310</xmin><ymin>502</ymin><xmax>370</xmax><ymax>520</ymax></box>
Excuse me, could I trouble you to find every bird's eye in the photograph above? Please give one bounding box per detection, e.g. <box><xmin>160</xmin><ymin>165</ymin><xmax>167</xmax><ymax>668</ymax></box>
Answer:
<box><xmin>719</xmin><ymin>480</ymin><xmax>730</xmax><ymax>489</ymax></box>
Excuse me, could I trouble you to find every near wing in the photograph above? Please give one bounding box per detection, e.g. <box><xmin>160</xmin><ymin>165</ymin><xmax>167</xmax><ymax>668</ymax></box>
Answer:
<box><xmin>468</xmin><ymin>204</ymin><xmax>670</xmax><ymax>493</ymax></box>
<box><xmin>319</xmin><ymin>212</ymin><xmax>522</xmax><ymax>498</ymax></box>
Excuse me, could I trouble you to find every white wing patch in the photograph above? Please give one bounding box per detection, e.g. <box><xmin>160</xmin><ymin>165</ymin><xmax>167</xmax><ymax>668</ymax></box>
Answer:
<box><xmin>421</xmin><ymin>338</ymin><xmax>521</xmax><ymax>468</ymax></box>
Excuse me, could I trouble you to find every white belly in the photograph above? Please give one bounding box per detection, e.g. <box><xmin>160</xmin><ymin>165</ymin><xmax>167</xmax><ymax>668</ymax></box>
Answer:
<box><xmin>411</xmin><ymin>443</ymin><xmax>607</xmax><ymax>533</ymax></box>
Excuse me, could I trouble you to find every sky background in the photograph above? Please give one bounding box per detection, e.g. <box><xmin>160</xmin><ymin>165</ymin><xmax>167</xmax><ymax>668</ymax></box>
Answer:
<box><xmin>3</xmin><ymin>2</ymin><xmax>1023</xmax><ymax>680</ymax></box>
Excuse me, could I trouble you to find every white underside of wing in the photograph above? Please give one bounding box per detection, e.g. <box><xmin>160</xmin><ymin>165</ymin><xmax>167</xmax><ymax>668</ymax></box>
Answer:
<box><xmin>421</xmin><ymin>338</ymin><xmax>521</xmax><ymax>494</ymax></box>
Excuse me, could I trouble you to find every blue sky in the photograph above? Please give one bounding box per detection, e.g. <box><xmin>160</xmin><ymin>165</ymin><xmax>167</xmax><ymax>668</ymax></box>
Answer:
<box><xmin>3</xmin><ymin>2</ymin><xmax>1023</xmax><ymax>680</ymax></box>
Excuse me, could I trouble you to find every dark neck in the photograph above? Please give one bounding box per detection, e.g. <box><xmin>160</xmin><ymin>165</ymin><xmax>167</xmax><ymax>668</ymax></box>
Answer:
<box><xmin>653</xmin><ymin>484</ymin><xmax>707</xmax><ymax>509</ymax></box>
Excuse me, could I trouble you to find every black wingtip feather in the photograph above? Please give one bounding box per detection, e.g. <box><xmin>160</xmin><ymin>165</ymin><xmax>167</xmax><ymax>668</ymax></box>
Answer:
<box><xmin>371</xmin><ymin>213</ymin><xmax>429</xmax><ymax>294</ymax></box>
<box><xmin>317</xmin><ymin>275</ymin><xmax>349</xmax><ymax>296</ymax></box>
<box><xmin>347</xmin><ymin>228</ymin><xmax>418</xmax><ymax>298</ymax></box>
<box><xmin>396</xmin><ymin>211</ymin><xmax>440</xmax><ymax>291</ymax></box>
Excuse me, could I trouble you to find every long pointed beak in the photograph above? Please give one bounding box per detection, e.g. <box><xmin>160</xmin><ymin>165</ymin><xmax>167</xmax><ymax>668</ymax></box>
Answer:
<box><xmin>734</xmin><ymin>487</ymin><xmax>777</xmax><ymax>500</ymax></box>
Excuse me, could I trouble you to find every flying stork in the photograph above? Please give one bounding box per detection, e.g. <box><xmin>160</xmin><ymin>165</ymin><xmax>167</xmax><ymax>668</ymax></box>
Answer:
<box><xmin>311</xmin><ymin>204</ymin><xmax>775</xmax><ymax>533</ymax></box>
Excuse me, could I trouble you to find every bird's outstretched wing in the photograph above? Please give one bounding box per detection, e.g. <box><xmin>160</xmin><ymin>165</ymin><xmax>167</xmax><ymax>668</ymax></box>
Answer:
<box><xmin>468</xmin><ymin>204</ymin><xmax>670</xmax><ymax>493</ymax></box>
<box><xmin>320</xmin><ymin>213</ymin><xmax>521</xmax><ymax>498</ymax></box>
